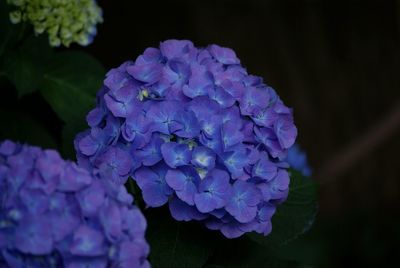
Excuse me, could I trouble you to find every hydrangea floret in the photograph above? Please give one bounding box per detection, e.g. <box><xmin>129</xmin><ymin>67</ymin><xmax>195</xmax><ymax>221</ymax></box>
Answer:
<box><xmin>0</xmin><ymin>140</ymin><xmax>149</xmax><ymax>267</ymax></box>
<box><xmin>7</xmin><ymin>0</ymin><xmax>103</xmax><ymax>47</ymax></box>
<box><xmin>286</xmin><ymin>144</ymin><xmax>312</xmax><ymax>177</ymax></box>
<box><xmin>75</xmin><ymin>40</ymin><xmax>297</xmax><ymax>238</ymax></box>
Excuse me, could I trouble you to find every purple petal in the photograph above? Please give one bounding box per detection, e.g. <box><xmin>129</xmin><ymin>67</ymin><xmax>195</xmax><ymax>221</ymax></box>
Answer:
<box><xmin>134</xmin><ymin>135</ymin><xmax>163</xmax><ymax>166</ymax></box>
<box><xmin>161</xmin><ymin>142</ymin><xmax>191</xmax><ymax>168</ymax></box>
<box><xmin>274</xmin><ymin>117</ymin><xmax>297</xmax><ymax>149</ymax></box>
<box><xmin>76</xmin><ymin>180</ymin><xmax>106</xmax><ymax>217</ymax></box>
<box><xmin>86</xmin><ymin>107</ymin><xmax>105</xmax><ymax>127</ymax></box>
<box><xmin>221</xmin><ymin>145</ymin><xmax>248</xmax><ymax>178</ymax></box>
<box><xmin>95</xmin><ymin>147</ymin><xmax>133</xmax><ymax>184</ymax></box>
<box><xmin>35</xmin><ymin>149</ymin><xmax>63</xmax><ymax>182</ymax></box>
<box><xmin>135</xmin><ymin>47</ymin><xmax>162</xmax><ymax>64</ymax></box>
<box><xmin>252</xmin><ymin>155</ymin><xmax>277</xmax><ymax>181</ymax></box>
<box><xmin>194</xmin><ymin>169</ymin><xmax>231</xmax><ymax>213</ymax></box>
<box><xmin>191</xmin><ymin>146</ymin><xmax>216</xmax><ymax>170</ymax></box>
<box><xmin>70</xmin><ymin>225</ymin><xmax>106</xmax><ymax>257</ymax></box>
<box><xmin>221</xmin><ymin>120</ymin><xmax>244</xmax><ymax>151</ymax></box>
<box><xmin>208</xmin><ymin>86</ymin><xmax>236</xmax><ymax>108</ymax></box>
<box><xmin>225</xmin><ymin>181</ymin><xmax>261</xmax><ymax>223</ymax></box>
<box><xmin>118</xmin><ymin>240</ymin><xmax>149</xmax><ymax>268</ymax></box>
<box><xmin>64</xmin><ymin>257</ymin><xmax>107</xmax><ymax>268</ymax></box>
<box><xmin>122</xmin><ymin>207</ymin><xmax>148</xmax><ymax>237</ymax></box>
<box><xmin>99</xmin><ymin>200</ymin><xmax>122</xmax><ymax>242</ymax></box>
<box><xmin>78</xmin><ymin>133</ymin><xmax>101</xmax><ymax>156</ymax></box>
<box><xmin>208</xmin><ymin>44</ymin><xmax>240</xmax><ymax>65</ymax></box>
<box><xmin>19</xmin><ymin>188</ymin><xmax>49</xmax><ymax>214</ymax></box>
<box><xmin>15</xmin><ymin>216</ymin><xmax>53</xmax><ymax>254</ymax></box>
<box><xmin>170</xmin><ymin>111</ymin><xmax>200</xmax><ymax>138</ymax></box>
<box><xmin>220</xmin><ymin>223</ymin><xmax>245</xmax><ymax>238</ymax></box>
<box><xmin>251</xmin><ymin>107</ymin><xmax>277</xmax><ymax>127</ymax></box>
<box><xmin>165</xmin><ymin>167</ymin><xmax>199</xmax><ymax>205</ymax></box>
<box><xmin>160</xmin><ymin>39</ymin><xmax>194</xmax><ymax>60</ymax></box>
<box><xmin>104</xmin><ymin>65</ymin><xmax>135</xmax><ymax>91</ymax></box>
<box><xmin>57</xmin><ymin>163</ymin><xmax>92</xmax><ymax>192</ymax></box>
<box><xmin>0</xmin><ymin>140</ymin><xmax>17</xmax><ymax>156</ymax></box>
<box><xmin>50</xmin><ymin>194</ymin><xmax>81</xmax><ymax>241</ymax></box>
<box><xmin>239</xmin><ymin>86</ymin><xmax>270</xmax><ymax>115</ymax></box>
<box><xmin>168</xmin><ymin>197</ymin><xmax>207</xmax><ymax>221</ymax></box>
<box><xmin>188</xmin><ymin>96</ymin><xmax>221</xmax><ymax>122</ymax></box>
<box><xmin>146</xmin><ymin>101</ymin><xmax>181</xmax><ymax>134</ymax></box>
<box><xmin>127</xmin><ymin>62</ymin><xmax>163</xmax><ymax>84</ymax></box>
<box><xmin>134</xmin><ymin>166</ymin><xmax>172</xmax><ymax>207</ymax></box>
<box><xmin>194</xmin><ymin>192</ymin><xmax>218</xmax><ymax>213</ymax></box>
<box><xmin>271</xmin><ymin>169</ymin><xmax>290</xmax><ymax>191</ymax></box>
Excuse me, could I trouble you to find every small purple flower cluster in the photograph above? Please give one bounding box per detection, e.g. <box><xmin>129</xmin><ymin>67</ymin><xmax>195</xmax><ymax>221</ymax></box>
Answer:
<box><xmin>286</xmin><ymin>144</ymin><xmax>312</xmax><ymax>177</ymax></box>
<box><xmin>0</xmin><ymin>140</ymin><xmax>149</xmax><ymax>268</ymax></box>
<box><xmin>75</xmin><ymin>40</ymin><xmax>297</xmax><ymax>238</ymax></box>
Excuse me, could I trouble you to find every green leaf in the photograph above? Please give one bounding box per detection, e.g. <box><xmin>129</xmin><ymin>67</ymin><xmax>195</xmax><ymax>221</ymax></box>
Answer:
<box><xmin>3</xmin><ymin>35</ymin><xmax>52</xmax><ymax>97</ymax></box>
<box><xmin>40</xmin><ymin>51</ymin><xmax>104</xmax><ymax>122</ymax></box>
<box><xmin>40</xmin><ymin>51</ymin><xmax>105</xmax><ymax>157</ymax></box>
<box><xmin>146</xmin><ymin>208</ymin><xmax>216</xmax><ymax>268</ymax></box>
<box><xmin>248</xmin><ymin>170</ymin><xmax>318</xmax><ymax>247</ymax></box>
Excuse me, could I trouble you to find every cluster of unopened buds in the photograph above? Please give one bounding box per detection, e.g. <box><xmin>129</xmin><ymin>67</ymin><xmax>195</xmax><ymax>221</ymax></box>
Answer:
<box><xmin>7</xmin><ymin>0</ymin><xmax>103</xmax><ymax>46</ymax></box>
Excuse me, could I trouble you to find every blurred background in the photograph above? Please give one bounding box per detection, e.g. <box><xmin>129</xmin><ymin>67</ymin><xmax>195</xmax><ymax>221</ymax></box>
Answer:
<box><xmin>2</xmin><ymin>0</ymin><xmax>400</xmax><ymax>267</ymax></box>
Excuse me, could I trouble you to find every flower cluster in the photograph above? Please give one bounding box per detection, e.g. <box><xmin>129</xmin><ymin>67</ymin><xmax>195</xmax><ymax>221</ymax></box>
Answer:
<box><xmin>7</xmin><ymin>0</ymin><xmax>103</xmax><ymax>47</ymax></box>
<box><xmin>0</xmin><ymin>140</ymin><xmax>149</xmax><ymax>267</ymax></box>
<box><xmin>75</xmin><ymin>40</ymin><xmax>297</xmax><ymax>238</ymax></box>
<box><xmin>286</xmin><ymin>144</ymin><xmax>312</xmax><ymax>177</ymax></box>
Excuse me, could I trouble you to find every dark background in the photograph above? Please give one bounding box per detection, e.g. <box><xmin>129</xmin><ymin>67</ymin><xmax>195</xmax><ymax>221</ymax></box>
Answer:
<box><xmin>3</xmin><ymin>0</ymin><xmax>400</xmax><ymax>267</ymax></box>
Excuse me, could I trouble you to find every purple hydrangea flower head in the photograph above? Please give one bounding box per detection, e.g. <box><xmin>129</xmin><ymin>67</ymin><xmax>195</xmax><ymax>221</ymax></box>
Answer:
<box><xmin>75</xmin><ymin>39</ymin><xmax>298</xmax><ymax>238</ymax></box>
<box><xmin>0</xmin><ymin>140</ymin><xmax>149</xmax><ymax>267</ymax></box>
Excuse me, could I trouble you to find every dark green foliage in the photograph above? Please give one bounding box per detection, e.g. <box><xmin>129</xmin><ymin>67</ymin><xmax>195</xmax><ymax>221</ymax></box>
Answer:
<box><xmin>146</xmin><ymin>207</ymin><xmax>217</xmax><ymax>268</ymax></box>
<box><xmin>248</xmin><ymin>170</ymin><xmax>318</xmax><ymax>248</ymax></box>
<box><xmin>40</xmin><ymin>51</ymin><xmax>105</xmax><ymax>157</ymax></box>
<box><xmin>3</xmin><ymin>35</ymin><xmax>52</xmax><ymax>97</ymax></box>
<box><xmin>0</xmin><ymin>8</ymin><xmax>105</xmax><ymax>158</ymax></box>
<box><xmin>40</xmin><ymin>51</ymin><xmax>104</xmax><ymax>123</ymax></box>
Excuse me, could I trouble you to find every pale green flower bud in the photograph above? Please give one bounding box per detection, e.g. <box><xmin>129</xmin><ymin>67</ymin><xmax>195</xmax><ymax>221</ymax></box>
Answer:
<box><xmin>9</xmin><ymin>10</ymin><xmax>21</xmax><ymax>24</ymax></box>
